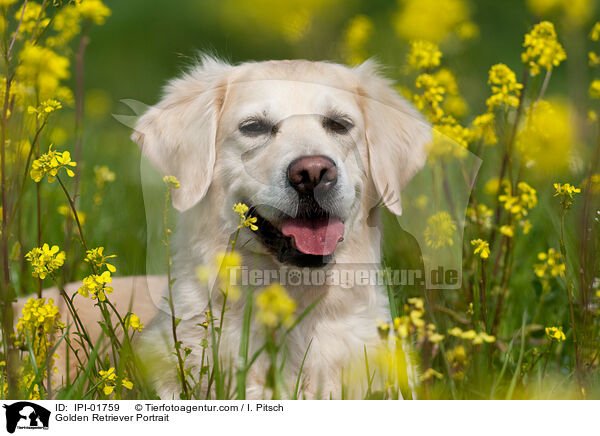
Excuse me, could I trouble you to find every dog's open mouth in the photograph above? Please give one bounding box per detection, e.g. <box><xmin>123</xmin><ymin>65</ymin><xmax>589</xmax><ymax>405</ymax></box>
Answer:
<box><xmin>247</xmin><ymin>203</ymin><xmax>344</xmax><ymax>268</ymax></box>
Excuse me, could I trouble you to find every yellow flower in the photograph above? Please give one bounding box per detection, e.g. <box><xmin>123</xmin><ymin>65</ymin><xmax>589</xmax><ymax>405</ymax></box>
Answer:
<box><xmin>93</xmin><ymin>165</ymin><xmax>116</xmax><ymax>188</ymax></box>
<box><xmin>471</xmin><ymin>238</ymin><xmax>490</xmax><ymax>259</ymax></box>
<box><xmin>428</xmin><ymin>332</ymin><xmax>445</xmax><ymax>344</ymax></box>
<box><xmin>25</xmin><ymin>244</ymin><xmax>66</xmax><ymax>279</ymax></box>
<box><xmin>46</xmin><ymin>4</ymin><xmax>81</xmax><ymax>48</ymax></box>
<box><xmin>500</xmin><ymin>225</ymin><xmax>514</xmax><ymax>238</ymax></box>
<box><xmin>471</xmin><ymin>113</ymin><xmax>497</xmax><ymax>146</ymax></box>
<box><xmin>474</xmin><ymin>332</ymin><xmax>496</xmax><ymax>344</ymax></box>
<box><xmin>486</xmin><ymin>64</ymin><xmax>523</xmax><ymax>110</ymax></box>
<box><xmin>590</xmin><ymin>52</ymin><xmax>600</xmax><ymax>67</ymax></box>
<box><xmin>98</xmin><ymin>366</ymin><xmax>132</xmax><ymax>396</ymax></box>
<box><xmin>126</xmin><ymin>313</ymin><xmax>144</xmax><ymax>332</ymax></box>
<box><xmin>77</xmin><ymin>0</ymin><xmax>111</xmax><ymax>25</ymax></box>
<box><xmin>419</xmin><ymin>368</ymin><xmax>444</xmax><ymax>381</ymax></box>
<box><xmin>57</xmin><ymin>205</ymin><xmax>86</xmax><ymax>225</ymax></box>
<box><xmin>590</xmin><ymin>80</ymin><xmax>600</xmax><ymax>99</ymax></box>
<box><xmin>16</xmin><ymin>297</ymin><xmax>63</xmax><ymax>380</ymax></box>
<box><xmin>413</xmin><ymin>73</ymin><xmax>446</xmax><ymax>123</ymax></box>
<box><xmin>27</xmin><ymin>99</ymin><xmax>62</xmax><ymax>119</ymax></box>
<box><xmin>393</xmin><ymin>0</ymin><xmax>470</xmax><ymax>43</ymax></box>
<box><xmin>163</xmin><ymin>175</ymin><xmax>180</xmax><ymax>189</ymax></box>
<box><xmin>448</xmin><ymin>326</ymin><xmax>463</xmax><ymax>337</ymax></box>
<box><xmin>16</xmin><ymin>43</ymin><xmax>69</xmax><ymax>100</ymax></box>
<box><xmin>467</xmin><ymin>204</ymin><xmax>493</xmax><ymax>229</ymax></box>
<box><xmin>407</xmin><ymin>40</ymin><xmax>442</xmax><ymax>70</ymax></box>
<box><xmin>342</xmin><ymin>15</ymin><xmax>373</xmax><ymax>65</ymax></box>
<box><xmin>545</xmin><ymin>326</ymin><xmax>566</xmax><ymax>342</ymax></box>
<box><xmin>554</xmin><ymin>182</ymin><xmax>581</xmax><ymax>209</ymax></box>
<box><xmin>590</xmin><ymin>22</ymin><xmax>600</xmax><ymax>41</ymax></box>
<box><xmin>85</xmin><ymin>246</ymin><xmax>117</xmax><ymax>273</ymax></box>
<box><xmin>16</xmin><ymin>297</ymin><xmax>62</xmax><ymax>341</ymax></box>
<box><xmin>521</xmin><ymin>21</ymin><xmax>566</xmax><ymax>76</ymax></box>
<box><xmin>535</xmin><ymin>248</ymin><xmax>565</xmax><ymax>280</ymax></box>
<box><xmin>554</xmin><ymin>182</ymin><xmax>581</xmax><ymax>198</ymax></box>
<box><xmin>215</xmin><ymin>251</ymin><xmax>241</xmax><ymax>280</ymax></box>
<box><xmin>30</xmin><ymin>145</ymin><xmax>77</xmax><ymax>183</ymax></box>
<box><xmin>255</xmin><ymin>284</ymin><xmax>296</xmax><ymax>328</ymax></box>
<box><xmin>233</xmin><ymin>202</ymin><xmax>258</xmax><ymax>231</ymax></box>
<box><xmin>498</xmin><ymin>181</ymin><xmax>537</xmax><ymax>220</ymax></box>
<box><xmin>516</xmin><ymin>100</ymin><xmax>573</xmax><ymax>173</ymax></box>
<box><xmin>78</xmin><ymin>271</ymin><xmax>113</xmax><ymax>301</ymax></box>
<box><xmin>407</xmin><ymin>297</ymin><xmax>424</xmax><ymax>310</ymax></box>
<box><xmin>424</xmin><ymin>211</ymin><xmax>456</xmax><ymax>249</ymax></box>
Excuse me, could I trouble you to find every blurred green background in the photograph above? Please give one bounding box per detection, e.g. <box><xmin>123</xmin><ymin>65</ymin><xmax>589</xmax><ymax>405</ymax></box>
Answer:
<box><xmin>62</xmin><ymin>0</ymin><xmax>597</xmax><ymax>283</ymax></box>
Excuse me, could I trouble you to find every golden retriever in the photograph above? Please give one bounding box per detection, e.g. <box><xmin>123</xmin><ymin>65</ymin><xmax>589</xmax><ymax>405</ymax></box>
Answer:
<box><xmin>24</xmin><ymin>56</ymin><xmax>430</xmax><ymax>399</ymax></box>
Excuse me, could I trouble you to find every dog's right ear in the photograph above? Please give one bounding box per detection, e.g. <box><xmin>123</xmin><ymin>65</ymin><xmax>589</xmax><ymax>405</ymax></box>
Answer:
<box><xmin>131</xmin><ymin>57</ymin><xmax>231</xmax><ymax>211</ymax></box>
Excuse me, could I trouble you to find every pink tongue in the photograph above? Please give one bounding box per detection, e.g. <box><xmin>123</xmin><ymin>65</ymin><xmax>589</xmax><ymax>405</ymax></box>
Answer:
<box><xmin>281</xmin><ymin>217</ymin><xmax>344</xmax><ymax>256</ymax></box>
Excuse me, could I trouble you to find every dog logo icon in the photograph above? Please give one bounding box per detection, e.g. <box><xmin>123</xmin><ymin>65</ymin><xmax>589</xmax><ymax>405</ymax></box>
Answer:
<box><xmin>2</xmin><ymin>402</ymin><xmax>50</xmax><ymax>433</ymax></box>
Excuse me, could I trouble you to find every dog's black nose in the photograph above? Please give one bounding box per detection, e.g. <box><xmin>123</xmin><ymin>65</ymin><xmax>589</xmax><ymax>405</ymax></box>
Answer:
<box><xmin>287</xmin><ymin>155</ymin><xmax>338</xmax><ymax>194</ymax></box>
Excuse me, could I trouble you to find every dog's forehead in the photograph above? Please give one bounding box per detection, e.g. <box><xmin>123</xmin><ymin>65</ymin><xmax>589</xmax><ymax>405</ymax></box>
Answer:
<box><xmin>224</xmin><ymin>62</ymin><xmax>362</xmax><ymax>119</ymax></box>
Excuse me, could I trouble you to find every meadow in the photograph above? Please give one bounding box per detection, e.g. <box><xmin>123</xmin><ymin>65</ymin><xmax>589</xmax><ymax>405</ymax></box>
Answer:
<box><xmin>1</xmin><ymin>0</ymin><xmax>600</xmax><ymax>399</ymax></box>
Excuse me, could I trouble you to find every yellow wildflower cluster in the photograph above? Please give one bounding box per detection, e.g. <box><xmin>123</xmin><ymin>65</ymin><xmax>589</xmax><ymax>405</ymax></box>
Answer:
<box><xmin>521</xmin><ymin>21</ymin><xmax>566</xmax><ymax>76</ymax></box>
<box><xmin>498</xmin><ymin>181</ymin><xmax>538</xmax><ymax>221</ymax></box>
<box><xmin>17</xmin><ymin>39</ymin><xmax>69</xmax><ymax>96</ymax></box>
<box><xmin>77</xmin><ymin>0</ymin><xmax>112</xmax><ymax>25</ymax></box>
<box><xmin>15</xmin><ymin>298</ymin><xmax>63</xmax><ymax>382</ymax></box>
<box><xmin>342</xmin><ymin>15</ymin><xmax>373</xmax><ymax>65</ymax></box>
<box><xmin>98</xmin><ymin>367</ymin><xmax>133</xmax><ymax>396</ymax></box>
<box><xmin>215</xmin><ymin>251</ymin><xmax>242</xmax><ymax>301</ymax></box>
<box><xmin>24</xmin><ymin>243</ymin><xmax>66</xmax><ymax>279</ymax></box>
<box><xmin>424</xmin><ymin>211</ymin><xmax>456</xmax><ymax>249</ymax></box>
<box><xmin>407</xmin><ymin>40</ymin><xmax>442</xmax><ymax>71</ymax></box>
<box><xmin>434</xmin><ymin>116</ymin><xmax>472</xmax><ymax>151</ymax></box>
<box><xmin>534</xmin><ymin>248</ymin><xmax>565</xmax><ymax>291</ymax></box>
<box><xmin>84</xmin><ymin>246</ymin><xmax>117</xmax><ymax>273</ymax></box>
<box><xmin>255</xmin><ymin>284</ymin><xmax>296</xmax><ymax>328</ymax></box>
<box><xmin>126</xmin><ymin>313</ymin><xmax>144</xmax><ymax>332</ymax></box>
<box><xmin>27</xmin><ymin>99</ymin><xmax>62</xmax><ymax>119</ymax></box>
<box><xmin>435</xmin><ymin>69</ymin><xmax>467</xmax><ymax>118</ymax></box>
<box><xmin>16</xmin><ymin>297</ymin><xmax>63</xmax><ymax>344</ymax></box>
<box><xmin>591</xmin><ymin>80</ymin><xmax>600</xmax><ymax>99</ymax></box>
<box><xmin>163</xmin><ymin>175</ymin><xmax>180</xmax><ymax>189</ymax></box>
<box><xmin>516</xmin><ymin>101</ymin><xmax>573</xmax><ymax>173</ymax></box>
<box><xmin>393</xmin><ymin>0</ymin><xmax>473</xmax><ymax>43</ymax></box>
<box><xmin>470</xmin><ymin>238</ymin><xmax>490</xmax><ymax>259</ymax></box>
<box><xmin>79</xmin><ymin>247</ymin><xmax>117</xmax><ymax>301</ymax></box>
<box><xmin>591</xmin><ymin>22</ymin><xmax>600</xmax><ymax>41</ymax></box>
<box><xmin>554</xmin><ymin>182</ymin><xmax>581</xmax><ymax>209</ymax></box>
<box><xmin>486</xmin><ymin>63</ymin><xmax>523</xmax><ymax>110</ymax></box>
<box><xmin>545</xmin><ymin>326</ymin><xmax>566</xmax><ymax>342</ymax></box>
<box><xmin>378</xmin><ymin>298</ymin><xmax>444</xmax><ymax>344</ymax></box>
<box><xmin>447</xmin><ymin>326</ymin><xmax>496</xmax><ymax>344</ymax></box>
<box><xmin>420</xmin><ymin>367</ymin><xmax>444</xmax><ymax>382</ymax></box>
<box><xmin>466</xmin><ymin>204</ymin><xmax>493</xmax><ymax>230</ymax></box>
<box><xmin>78</xmin><ymin>271</ymin><xmax>113</xmax><ymax>301</ymax></box>
<box><xmin>446</xmin><ymin>345</ymin><xmax>468</xmax><ymax>380</ymax></box>
<box><xmin>30</xmin><ymin>145</ymin><xmax>77</xmax><ymax>183</ymax></box>
<box><xmin>233</xmin><ymin>202</ymin><xmax>258</xmax><ymax>231</ymax></box>
<box><xmin>526</xmin><ymin>0</ymin><xmax>593</xmax><ymax>27</ymax></box>
<box><xmin>93</xmin><ymin>165</ymin><xmax>116</xmax><ymax>205</ymax></box>
<box><xmin>57</xmin><ymin>204</ymin><xmax>86</xmax><ymax>225</ymax></box>
<box><xmin>471</xmin><ymin>112</ymin><xmax>497</xmax><ymax>146</ymax></box>
<box><xmin>413</xmin><ymin>73</ymin><xmax>445</xmax><ymax>123</ymax></box>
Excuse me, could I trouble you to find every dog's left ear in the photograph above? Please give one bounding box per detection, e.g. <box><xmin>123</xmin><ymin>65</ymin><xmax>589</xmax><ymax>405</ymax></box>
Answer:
<box><xmin>131</xmin><ymin>56</ymin><xmax>231</xmax><ymax>211</ymax></box>
<box><xmin>355</xmin><ymin>61</ymin><xmax>431</xmax><ymax>216</ymax></box>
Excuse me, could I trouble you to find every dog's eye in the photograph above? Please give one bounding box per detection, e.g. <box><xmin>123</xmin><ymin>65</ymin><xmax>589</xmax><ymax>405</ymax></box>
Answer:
<box><xmin>323</xmin><ymin>117</ymin><xmax>353</xmax><ymax>134</ymax></box>
<box><xmin>239</xmin><ymin>119</ymin><xmax>273</xmax><ymax>136</ymax></box>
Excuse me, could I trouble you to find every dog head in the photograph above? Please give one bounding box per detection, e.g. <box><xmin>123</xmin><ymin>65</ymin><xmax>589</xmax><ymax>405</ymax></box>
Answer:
<box><xmin>132</xmin><ymin>56</ymin><xmax>430</xmax><ymax>268</ymax></box>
